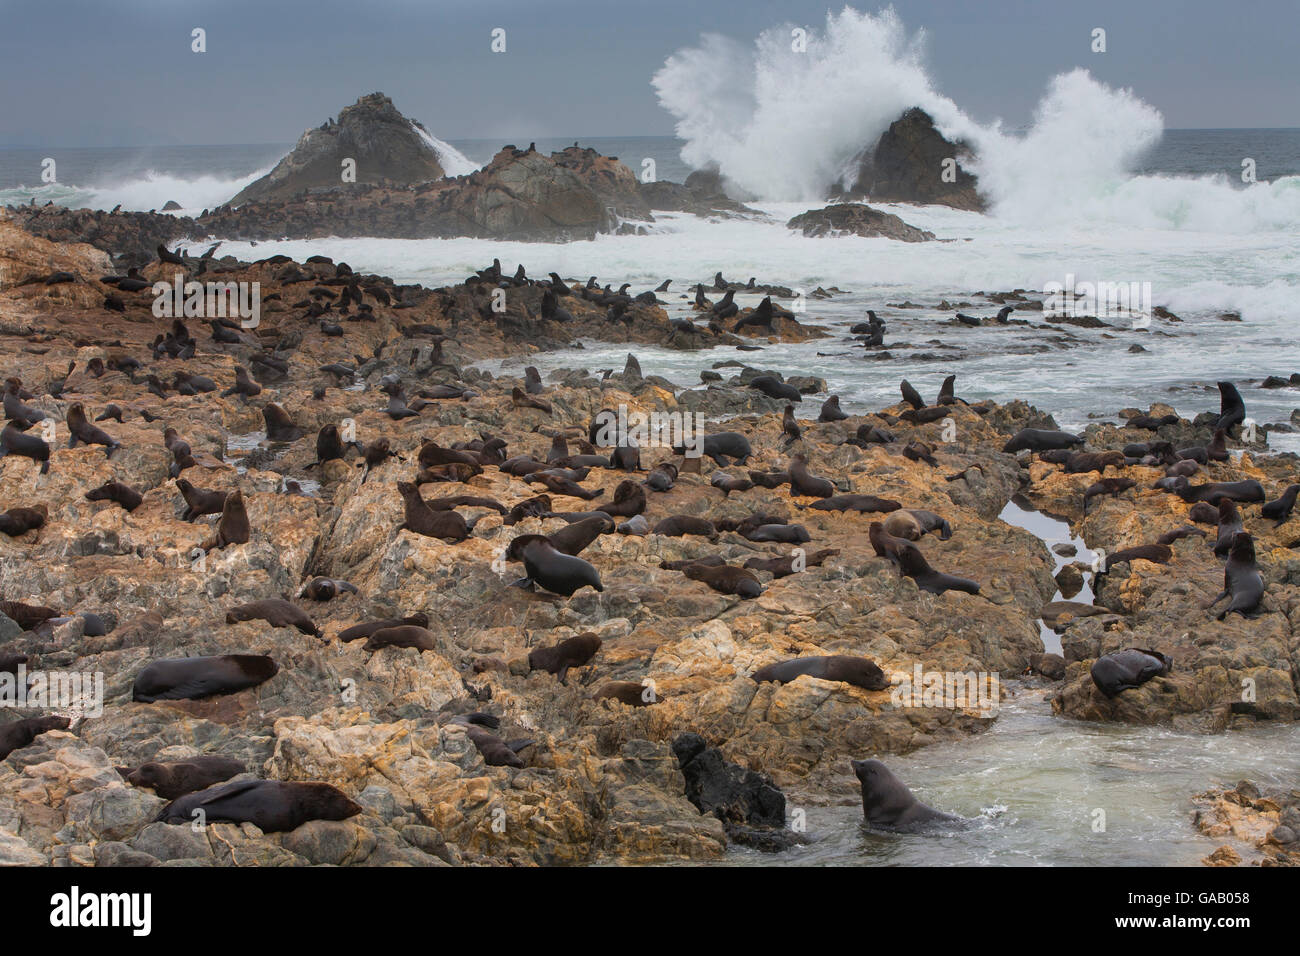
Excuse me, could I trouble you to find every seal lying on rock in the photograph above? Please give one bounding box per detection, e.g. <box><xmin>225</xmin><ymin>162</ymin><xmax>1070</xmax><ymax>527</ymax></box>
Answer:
<box><xmin>751</xmin><ymin>655</ymin><xmax>890</xmax><ymax>691</ymax></box>
<box><xmin>156</xmin><ymin>779</ymin><xmax>361</xmax><ymax>832</ymax></box>
<box><xmin>851</xmin><ymin>758</ymin><xmax>966</xmax><ymax>832</ymax></box>
<box><xmin>1090</xmin><ymin>648</ymin><xmax>1172</xmax><ymax>698</ymax></box>
<box><xmin>132</xmin><ymin>654</ymin><xmax>279</xmax><ymax>702</ymax></box>
<box><xmin>117</xmin><ymin>755</ymin><xmax>246</xmax><ymax>799</ymax></box>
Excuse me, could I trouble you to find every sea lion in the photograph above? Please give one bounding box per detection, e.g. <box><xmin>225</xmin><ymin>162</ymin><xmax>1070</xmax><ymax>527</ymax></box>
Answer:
<box><xmin>617</xmin><ymin>514</ymin><xmax>649</xmax><ymax>535</ymax></box>
<box><xmin>363</xmin><ymin>625</ymin><xmax>437</xmax><ymax>652</ymax></box>
<box><xmin>397</xmin><ymin>481</ymin><xmax>474</xmax><ymax>542</ymax></box>
<box><xmin>819</xmin><ymin>395</ymin><xmax>848</xmax><ymax>422</ymax></box>
<box><xmin>1206</xmin><ymin>532</ymin><xmax>1265</xmax><ymax>620</ymax></box>
<box><xmin>742</xmin><ymin>523</ymin><xmax>810</xmax><ymax>544</ymax></box>
<box><xmin>65</xmin><ymin>403</ymin><xmax>120</xmax><ymax>456</ymax></box>
<box><xmin>525</xmin><ymin>471</ymin><xmax>604</xmax><ymax>500</ymax></box>
<box><xmin>895</xmin><ymin>544</ymin><xmax>981</xmax><ymax>596</ymax></box>
<box><xmin>202</xmin><ymin>489</ymin><xmax>250</xmax><ymax>550</ymax></box>
<box><xmin>1213</xmin><ymin>499</ymin><xmax>1244</xmax><ymax>557</ymax></box>
<box><xmin>117</xmin><ymin>756</ymin><xmax>246</xmax><ymax>799</ymax></box>
<box><xmin>808</xmin><ymin>494</ymin><xmax>901</xmax><ymax>514</ymax></box>
<box><xmin>155</xmin><ymin>780</ymin><xmax>361</xmax><ymax>832</ymax></box>
<box><xmin>595</xmin><ymin>680</ymin><xmax>664</xmax><ymax>706</ymax></box>
<box><xmin>883</xmin><ymin>510</ymin><xmax>923</xmax><ymax>540</ymax></box>
<box><xmin>176</xmin><ymin>479</ymin><xmax>227</xmax><ymax>521</ymax></box>
<box><xmin>1262</xmin><ymin>484</ymin><xmax>1300</xmax><ymax>526</ymax></box>
<box><xmin>787</xmin><ymin>454</ymin><xmax>834</xmax><ymax>498</ymax></box>
<box><xmin>1090</xmin><ymin>648</ymin><xmax>1172</xmax><ymax>699</ymax></box>
<box><xmin>132</xmin><ymin>654</ymin><xmax>278</xmax><ymax>702</ymax></box>
<box><xmin>85</xmin><ymin>481</ymin><xmax>142</xmax><ymax>512</ymax></box>
<box><xmin>547</xmin><ymin>514</ymin><xmax>614</xmax><ymax>556</ymax></box>
<box><xmin>1215</xmin><ymin>381</ymin><xmax>1245</xmax><ymax>433</ymax></box>
<box><xmin>1002</xmin><ymin>428</ymin><xmax>1083</xmax><ymax>453</ymax></box>
<box><xmin>0</xmin><ymin>504</ymin><xmax>48</xmax><ymax>535</ymax></box>
<box><xmin>680</xmin><ymin>562</ymin><xmax>762</xmax><ymax>598</ymax></box>
<box><xmin>651</xmin><ymin>515</ymin><xmax>719</xmax><ymax>540</ymax></box>
<box><xmin>299</xmin><ymin>577</ymin><xmax>359</xmax><ymax>601</ymax></box>
<box><xmin>225</xmin><ymin>598</ymin><xmax>320</xmax><ymax>636</ymax></box>
<box><xmin>0</xmin><ymin>715</ymin><xmax>71</xmax><ymax>760</ymax></box>
<box><xmin>751</xmin><ymin>655</ymin><xmax>889</xmax><ymax>690</ymax></box>
<box><xmin>744</xmin><ymin>548</ymin><xmax>838</xmax><ymax>577</ymax></box>
<box><xmin>0</xmin><ymin>422</ymin><xmax>51</xmax><ymax>473</ymax></box>
<box><xmin>505</xmin><ymin>534</ymin><xmax>603</xmax><ymax>595</ymax></box>
<box><xmin>0</xmin><ymin>600</ymin><xmax>59</xmax><ymax>630</ymax></box>
<box><xmin>902</xmin><ymin>441</ymin><xmax>938</xmax><ymax>466</ymax></box>
<box><xmin>851</xmin><ymin>758</ymin><xmax>964</xmax><ymax>832</ymax></box>
<box><xmin>262</xmin><ymin>403</ymin><xmax>306</xmax><ymax>441</ymax></box>
<box><xmin>528</xmin><ymin>633</ymin><xmax>602</xmax><ymax>682</ymax></box>
<box><xmin>336</xmin><ymin>613</ymin><xmax>428</xmax><ymax>644</ymax></box>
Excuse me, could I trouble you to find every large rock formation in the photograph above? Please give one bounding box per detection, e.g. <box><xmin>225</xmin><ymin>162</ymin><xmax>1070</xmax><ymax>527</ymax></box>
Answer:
<box><xmin>786</xmin><ymin>203</ymin><xmax>935</xmax><ymax>242</ymax></box>
<box><xmin>230</xmin><ymin>93</ymin><xmax>447</xmax><ymax>205</ymax></box>
<box><xmin>549</xmin><ymin>146</ymin><xmax>651</xmax><ymax>222</ymax></box>
<box><xmin>841</xmin><ymin>108</ymin><xmax>985</xmax><ymax>212</ymax></box>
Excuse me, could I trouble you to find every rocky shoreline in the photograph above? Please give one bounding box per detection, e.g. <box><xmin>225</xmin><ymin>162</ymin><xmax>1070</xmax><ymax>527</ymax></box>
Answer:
<box><xmin>0</xmin><ymin>211</ymin><xmax>1296</xmax><ymax>867</ymax></box>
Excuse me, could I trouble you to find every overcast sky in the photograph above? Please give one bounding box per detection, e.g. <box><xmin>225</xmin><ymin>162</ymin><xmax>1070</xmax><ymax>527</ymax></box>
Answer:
<box><xmin>1</xmin><ymin>0</ymin><xmax>1296</xmax><ymax>146</ymax></box>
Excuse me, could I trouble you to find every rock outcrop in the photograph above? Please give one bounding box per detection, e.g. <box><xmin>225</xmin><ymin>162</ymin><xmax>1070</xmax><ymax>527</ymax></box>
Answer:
<box><xmin>840</xmin><ymin>108</ymin><xmax>985</xmax><ymax>212</ymax></box>
<box><xmin>230</xmin><ymin>93</ymin><xmax>447</xmax><ymax>205</ymax></box>
<box><xmin>787</xmin><ymin>204</ymin><xmax>936</xmax><ymax>242</ymax></box>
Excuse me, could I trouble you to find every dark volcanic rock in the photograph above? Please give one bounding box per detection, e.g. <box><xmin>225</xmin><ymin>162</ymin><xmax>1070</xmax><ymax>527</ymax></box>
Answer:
<box><xmin>672</xmin><ymin>732</ymin><xmax>795</xmax><ymax>851</ymax></box>
<box><xmin>231</xmin><ymin>93</ymin><xmax>447</xmax><ymax>205</ymax></box>
<box><xmin>841</xmin><ymin>107</ymin><xmax>985</xmax><ymax>211</ymax></box>
<box><xmin>787</xmin><ymin>203</ymin><xmax>935</xmax><ymax>242</ymax></box>
<box><xmin>3</xmin><ymin>206</ymin><xmax>194</xmax><ymax>266</ymax></box>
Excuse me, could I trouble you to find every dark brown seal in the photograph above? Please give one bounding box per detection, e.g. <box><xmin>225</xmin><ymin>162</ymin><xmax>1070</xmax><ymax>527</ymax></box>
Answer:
<box><xmin>336</xmin><ymin>613</ymin><xmax>428</xmax><ymax>643</ymax></box>
<box><xmin>680</xmin><ymin>562</ymin><xmax>762</xmax><ymax>598</ymax></box>
<box><xmin>156</xmin><ymin>779</ymin><xmax>361</xmax><ymax>832</ymax></box>
<box><xmin>65</xmin><ymin>403</ymin><xmax>120</xmax><ymax>456</ymax></box>
<box><xmin>363</xmin><ymin>625</ymin><xmax>437</xmax><ymax>652</ymax></box>
<box><xmin>85</xmin><ymin>481</ymin><xmax>143</xmax><ymax>512</ymax></box>
<box><xmin>0</xmin><ymin>504</ymin><xmax>48</xmax><ymax>535</ymax></box>
<box><xmin>528</xmin><ymin>633</ymin><xmax>602</xmax><ymax>682</ymax></box>
<box><xmin>225</xmin><ymin>598</ymin><xmax>321</xmax><ymax>637</ymax></box>
<box><xmin>752</xmin><ymin>655</ymin><xmax>890</xmax><ymax>690</ymax></box>
<box><xmin>176</xmin><ymin>478</ymin><xmax>228</xmax><ymax>521</ymax></box>
<box><xmin>202</xmin><ymin>488</ymin><xmax>250</xmax><ymax>550</ymax></box>
<box><xmin>117</xmin><ymin>755</ymin><xmax>246</xmax><ymax>799</ymax></box>
<box><xmin>0</xmin><ymin>715</ymin><xmax>71</xmax><ymax>760</ymax></box>
<box><xmin>397</xmin><ymin>481</ymin><xmax>473</xmax><ymax>542</ymax></box>
<box><xmin>132</xmin><ymin>654</ymin><xmax>278</xmax><ymax>702</ymax></box>
<box><xmin>787</xmin><ymin>454</ymin><xmax>834</xmax><ymax>498</ymax></box>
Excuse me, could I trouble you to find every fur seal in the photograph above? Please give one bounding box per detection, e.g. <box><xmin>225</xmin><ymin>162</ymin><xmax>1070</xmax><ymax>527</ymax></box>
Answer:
<box><xmin>1215</xmin><ymin>381</ymin><xmax>1246</xmax><ymax>433</ymax></box>
<box><xmin>752</xmin><ymin>655</ymin><xmax>889</xmax><ymax>690</ymax></box>
<box><xmin>456</xmin><ymin>721</ymin><xmax>533</xmax><ymax>768</ymax></box>
<box><xmin>819</xmin><ymin>395</ymin><xmax>848</xmax><ymax>422</ymax></box>
<box><xmin>262</xmin><ymin>403</ymin><xmax>306</xmax><ymax>441</ymax></box>
<box><xmin>299</xmin><ymin>577</ymin><xmax>359</xmax><ymax>601</ymax></box>
<box><xmin>651</xmin><ymin>515</ymin><xmax>718</xmax><ymax>540</ymax></box>
<box><xmin>1207</xmin><ymin>532</ymin><xmax>1265</xmax><ymax>619</ymax></box>
<box><xmin>645</xmin><ymin>462</ymin><xmax>679</xmax><ymax>492</ymax></box>
<box><xmin>0</xmin><ymin>422</ymin><xmax>51</xmax><ymax>473</ymax></box>
<box><xmin>528</xmin><ymin>633</ymin><xmax>602</xmax><ymax>682</ymax></box>
<box><xmin>225</xmin><ymin>599</ymin><xmax>320</xmax><ymax>637</ymax></box>
<box><xmin>397</xmin><ymin>481</ymin><xmax>474</xmax><ymax>542</ymax></box>
<box><xmin>176</xmin><ymin>479</ymin><xmax>228</xmax><ymax>521</ymax></box>
<box><xmin>0</xmin><ymin>715</ymin><xmax>71</xmax><ymax>760</ymax></box>
<box><xmin>1090</xmin><ymin>648</ymin><xmax>1172</xmax><ymax>698</ymax></box>
<box><xmin>117</xmin><ymin>756</ymin><xmax>246</xmax><ymax>799</ymax></box>
<box><xmin>808</xmin><ymin>494</ymin><xmax>901</xmax><ymax>514</ymax></box>
<box><xmin>595</xmin><ymin>480</ymin><xmax>647</xmax><ymax>517</ymax></box>
<box><xmin>65</xmin><ymin>403</ymin><xmax>120</xmax><ymax>456</ymax></box>
<box><xmin>0</xmin><ymin>504</ymin><xmax>48</xmax><ymax>535</ymax></box>
<box><xmin>1213</xmin><ymin>499</ymin><xmax>1244</xmax><ymax>557</ymax></box>
<box><xmin>899</xmin><ymin>380</ymin><xmax>925</xmax><ymax>409</ymax></box>
<box><xmin>505</xmin><ymin>534</ymin><xmax>603</xmax><ymax>595</ymax></box>
<box><xmin>851</xmin><ymin>758</ymin><xmax>964</xmax><ymax>831</ymax></box>
<box><xmin>85</xmin><ymin>481</ymin><xmax>142</xmax><ymax>512</ymax></box>
<box><xmin>595</xmin><ymin>680</ymin><xmax>663</xmax><ymax>706</ymax></box>
<box><xmin>748</xmin><ymin>375</ymin><xmax>801</xmax><ymax>402</ymax></box>
<box><xmin>896</xmin><ymin>544</ymin><xmax>981</xmax><ymax>596</ymax></box>
<box><xmin>202</xmin><ymin>488</ymin><xmax>250</xmax><ymax>550</ymax></box>
<box><xmin>742</xmin><ymin>523</ymin><xmax>810</xmax><ymax>544</ymax></box>
<box><xmin>132</xmin><ymin>654</ymin><xmax>278</xmax><ymax>702</ymax></box>
<box><xmin>680</xmin><ymin>562</ymin><xmax>762</xmax><ymax>598</ymax></box>
<box><xmin>744</xmin><ymin>548</ymin><xmax>838</xmax><ymax>577</ymax></box>
<box><xmin>0</xmin><ymin>600</ymin><xmax>58</xmax><ymax>630</ymax></box>
<box><xmin>711</xmin><ymin>472</ymin><xmax>754</xmax><ymax>496</ymax></box>
<box><xmin>1166</xmin><ymin>477</ymin><xmax>1265</xmax><ymax>505</ymax></box>
<box><xmin>787</xmin><ymin>454</ymin><xmax>834</xmax><ymax>498</ymax></box>
<box><xmin>1188</xmin><ymin>501</ymin><xmax>1220</xmax><ymax>524</ymax></box>
<box><xmin>363</xmin><ymin>625</ymin><xmax>437</xmax><ymax>652</ymax></box>
<box><xmin>336</xmin><ymin>613</ymin><xmax>428</xmax><ymax>644</ymax></box>
<box><xmin>883</xmin><ymin>511</ymin><xmax>923</xmax><ymax>540</ymax></box>
<box><xmin>1002</xmin><ymin>428</ymin><xmax>1083</xmax><ymax>453</ymax></box>
<box><xmin>1262</xmin><ymin>484</ymin><xmax>1300</xmax><ymax>526</ymax></box>
<box><xmin>1157</xmin><ymin>525</ymin><xmax>1207</xmax><ymax>546</ymax></box>
<box><xmin>156</xmin><ymin>779</ymin><xmax>361</xmax><ymax>832</ymax></box>
<box><xmin>547</xmin><ymin>514</ymin><xmax>614</xmax><ymax>556</ymax></box>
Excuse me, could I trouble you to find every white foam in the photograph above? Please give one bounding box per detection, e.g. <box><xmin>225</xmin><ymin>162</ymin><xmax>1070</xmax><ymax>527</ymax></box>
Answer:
<box><xmin>412</xmin><ymin>123</ymin><xmax>480</xmax><ymax>178</ymax></box>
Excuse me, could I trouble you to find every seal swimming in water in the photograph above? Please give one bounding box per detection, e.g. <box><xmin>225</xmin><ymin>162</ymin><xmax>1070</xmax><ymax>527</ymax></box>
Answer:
<box><xmin>117</xmin><ymin>756</ymin><xmax>246</xmax><ymax>799</ymax></box>
<box><xmin>851</xmin><ymin>758</ymin><xmax>965</xmax><ymax>832</ymax></box>
<box><xmin>156</xmin><ymin>779</ymin><xmax>361</xmax><ymax>832</ymax></box>
<box><xmin>132</xmin><ymin>654</ymin><xmax>278</xmax><ymax>702</ymax></box>
<box><xmin>751</xmin><ymin>655</ymin><xmax>889</xmax><ymax>690</ymax></box>
<box><xmin>505</xmin><ymin>534</ymin><xmax>603</xmax><ymax>596</ymax></box>
<box><xmin>1206</xmin><ymin>532</ymin><xmax>1265</xmax><ymax>620</ymax></box>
